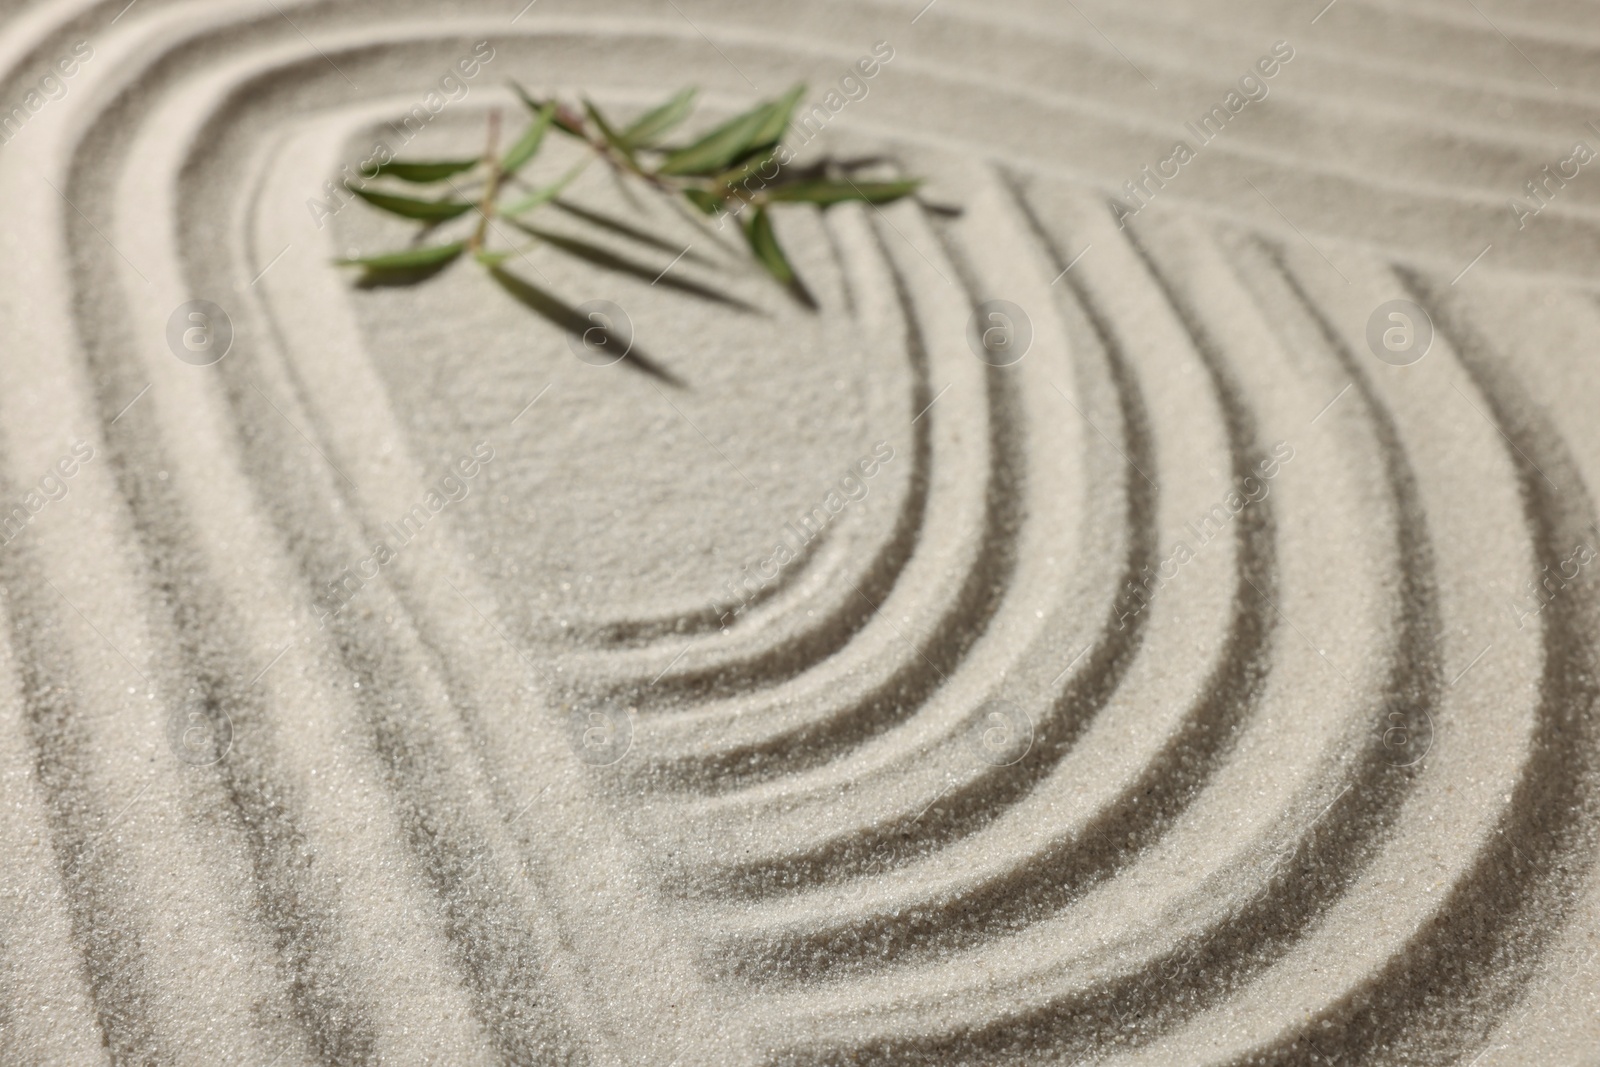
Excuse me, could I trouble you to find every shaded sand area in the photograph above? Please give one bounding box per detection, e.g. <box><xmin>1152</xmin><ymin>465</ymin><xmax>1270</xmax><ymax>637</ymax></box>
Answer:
<box><xmin>1</xmin><ymin>0</ymin><xmax>1598</xmax><ymax>1063</ymax></box>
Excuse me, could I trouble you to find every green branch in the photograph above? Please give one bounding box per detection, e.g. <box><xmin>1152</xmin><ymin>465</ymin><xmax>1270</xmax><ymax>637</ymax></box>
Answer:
<box><xmin>335</xmin><ymin>81</ymin><xmax>923</xmax><ymax>301</ymax></box>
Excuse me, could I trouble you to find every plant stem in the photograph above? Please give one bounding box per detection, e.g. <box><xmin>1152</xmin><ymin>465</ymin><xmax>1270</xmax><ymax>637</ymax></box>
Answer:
<box><xmin>599</xmin><ymin>140</ymin><xmax>674</xmax><ymax>193</ymax></box>
<box><xmin>470</xmin><ymin>109</ymin><xmax>504</xmax><ymax>254</ymax></box>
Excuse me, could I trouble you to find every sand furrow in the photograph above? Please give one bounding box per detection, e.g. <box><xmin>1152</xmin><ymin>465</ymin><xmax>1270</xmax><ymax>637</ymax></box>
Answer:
<box><xmin>1</xmin><ymin>0</ymin><xmax>1597</xmax><ymax>1064</ymax></box>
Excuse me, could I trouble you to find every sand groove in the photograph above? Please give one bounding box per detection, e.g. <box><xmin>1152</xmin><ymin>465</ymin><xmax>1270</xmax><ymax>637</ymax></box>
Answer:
<box><xmin>1</xmin><ymin>0</ymin><xmax>1598</xmax><ymax>1065</ymax></box>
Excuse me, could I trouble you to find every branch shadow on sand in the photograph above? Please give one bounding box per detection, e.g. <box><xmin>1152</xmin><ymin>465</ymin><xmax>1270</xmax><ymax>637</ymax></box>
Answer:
<box><xmin>549</xmin><ymin>199</ymin><xmax>718</xmax><ymax>263</ymax></box>
<box><xmin>506</xmin><ymin>219</ymin><xmax>757</xmax><ymax>313</ymax></box>
<box><xmin>487</xmin><ymin>265</ymin><xmax>687</xmax><ymax>389</ymax></box>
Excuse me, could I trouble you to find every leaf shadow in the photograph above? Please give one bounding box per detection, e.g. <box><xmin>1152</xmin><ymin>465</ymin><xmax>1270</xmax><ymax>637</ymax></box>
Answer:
<box><xmin>827</xmin><ymin>153</ymin><xmax>895</xmax><ymax>171</ymax></box>
<box><xmin>784</xmin><ymin>273</ymin><xmax>819</xmax><ymax>311</ymax></box>
<box><xmin>509</xmin><ymin>220</ymin><xmax>758</xmax><ymax>313</ymax></box>
<box><xmin>487</xmin><ymin>266</ymin><xmax>687</xmax><ymax>389</ymax></box>
<box><xmin>550</xmin><ymin>199</ymin><xmax>716</xmax><ymax>263</ymax></box>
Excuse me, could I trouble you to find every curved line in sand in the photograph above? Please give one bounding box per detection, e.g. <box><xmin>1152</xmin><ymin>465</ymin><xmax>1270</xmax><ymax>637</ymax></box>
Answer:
<box><xmin>3</xmin><ymin>2</ymin><xmax>1597</xmax><ymax>1065</ymax></box>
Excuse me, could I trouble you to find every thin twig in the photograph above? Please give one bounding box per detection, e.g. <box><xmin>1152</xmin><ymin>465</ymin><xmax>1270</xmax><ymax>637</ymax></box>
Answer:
<box><xmin>470</xmin><ymin>109</ymin><xmax>504</xmax><ymax>254</ymax></box>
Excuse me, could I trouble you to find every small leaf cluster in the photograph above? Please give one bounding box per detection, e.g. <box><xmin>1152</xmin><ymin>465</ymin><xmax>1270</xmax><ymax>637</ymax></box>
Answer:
<box><xmin>335</xmin><ymin>82</ymin><xmax>921</xmax><ymax>297</ymax></box>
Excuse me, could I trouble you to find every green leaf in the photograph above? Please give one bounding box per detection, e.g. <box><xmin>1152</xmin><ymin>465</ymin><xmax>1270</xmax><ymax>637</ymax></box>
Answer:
<box><xmin>509</xmin><ymin>80</ymin><xmax>586</xmax><ymax>136</ymax></box>
<box><xmin>346</xmin><ymin>184</ymin><xmax>476</xmax><ymax>220</ymax></box>
<box><xmin>372</xmin><ymin>159</ymin><xmax>479</xmax><ymax>182</ymax></box>
<box><xmin>658</xmin><ymin>84</ymin><xmax>804</xmax><ymax>177</ymax></box>
<box><xmin>336</xmin><ymin>242</ymin><xmax>465</xmax><ymax>270</ymax></box>
<box><xmin>584</xmin><ymin>99</ymin><xmax>637</xmax><ymax>164</ymax></box>
<box><xmin>682</xmin><ymin>187</ymin><xmax>726</xmax><ymax>215</ymax></box>
<box><xmin>501</xmin><ymin>102</ymin><xmax>556</xmax><ymax>175</ymax></box>
<box><xmin>742</xmin><ymin>206</ymin><xmax>794</xmax><ymax>284</ymax></box>
<box><xmin>474</xmin><ymin>249</ymin><xmax>514</xmax><ymax>267</ymax></box>
<box><xmin>763</xmin><ymin>179</ymin><xmax>921</xmax><ymax>206</ymax></box>
<box><xmin>658</xmin><ymin>96</ymin><xmax>783</xmax><ymax>176</ymax></box>
<box><xmin>502</xmin><ymin>159</ymin><xmax>589</xmax><ymax>215</ymax></box>
<box><xmin>715</xmin><ymin>150</ymin><xmax>777</xmax><ymax>189</ymax></box>
<box><xmin>509</xmin><ymin>79</ymin><xmax>539</xmax><ymax>110</ymax></box>
<box><xmin>747</xmin><ymin>83</ymin><xmax>805</xmax><ymax>152</ymax></box>
<box><xmin>622</xmin><ymin>88</ymin><xmax>696</xmax><ymax>147</ymax></box>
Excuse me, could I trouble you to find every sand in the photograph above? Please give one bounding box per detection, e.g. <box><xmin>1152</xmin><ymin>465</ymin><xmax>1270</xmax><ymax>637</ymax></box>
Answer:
<box><xmin>0</xmin><ymin>0</ymin><xmax>1597</xmax><ymax>1064</ymax></box>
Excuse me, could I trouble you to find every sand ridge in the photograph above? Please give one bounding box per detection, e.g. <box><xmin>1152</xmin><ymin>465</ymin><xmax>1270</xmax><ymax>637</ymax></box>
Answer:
<box><xmin>0</xmin><ymin>0</ymin><xmax>1597</xmax><ymax>1065</ymax></box>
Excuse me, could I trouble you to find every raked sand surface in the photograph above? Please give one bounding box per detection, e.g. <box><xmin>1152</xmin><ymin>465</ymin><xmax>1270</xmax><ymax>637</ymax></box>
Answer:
<box><xmin>1</xmin><ymin>0</ymin><xmax>1599</xmax><ymax>1064</ymax></box>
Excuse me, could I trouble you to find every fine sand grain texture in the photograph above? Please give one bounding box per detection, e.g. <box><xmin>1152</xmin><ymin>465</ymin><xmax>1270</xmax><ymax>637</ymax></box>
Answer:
<box><xmin>1</xmin><ymin>0</ymin><xmax>1598</xmax><ymax>1064</ymax></box>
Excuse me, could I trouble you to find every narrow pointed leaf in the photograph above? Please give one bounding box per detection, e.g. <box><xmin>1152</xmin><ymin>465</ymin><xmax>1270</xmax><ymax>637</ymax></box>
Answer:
<box><xmin>682</xmin><ymin>187</ymin><xmax>725</xmax><ymax>215</ymax></box>
<box><xmin>746</xmin><ymin>83</ymin><xmax>805</xmax><ymax>151</ymax></box>
<box><xmin>659</xmin><ymin>84</ymin><xmax>806</xmax><ymax>176</ymax></box>
<box><xmin>715</xmin><ymin>150</ymin><xmax>778</xmax><ymax>190</ymax></box>
<box><xmin>502</xmin><ymin>159</ymin><xmax>590</xmax><ymax>215</ymax></box>
<box><xmin>622</xmin><ymin>87</ymin><xmax>696</xmax><ymax>147</ymax></box>
<box><xmin>509</xmin><ymin>78</ymin><xmax>539</xmax><ymax>111</ymax></box>
<box><xmin>501</xmin><ymin>102</ymin><xmax>556</xmax><ymax>175</ymax></box>
<box><xmin>584</xmin><ymin>99</ymin><xmax>637</xmax><ymax>164</ymax></box>
<box><xmin>657</xmin><ymin>102</ymin><xmax>775</xmax><ymax>176</ymax></box>
<box><xmin>763</xmin><ymin>179</ymin><xmax>921</xmax><ymax>206</ymax></box>
<box><xmin>372</xmin><ymin>158</ymin><xmax>479</xmax><ymax>182</ymax></box>
<box><xmin>742</xmin><ymin>206</ymin><xmax>794</xmax><ymax>284</ymax></box>
<box><xmin>346</xmin><ymin>184</ymin><xmax>475</xmax><ymax>220</ymax></box>
<box><xmin>336</xmin><ymin>242</ymin><xmax>466</xmax><ymax>270</ymax></box>
<box><xmin>509</xmin><ymin>80</ymin><xmax>586</xmax><ymax>136</ymax></box>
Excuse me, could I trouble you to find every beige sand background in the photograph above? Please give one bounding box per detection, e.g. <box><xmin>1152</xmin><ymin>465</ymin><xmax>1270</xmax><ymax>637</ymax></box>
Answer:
<box><xmin>0</xmin><ymin>0</ymin><xmax>1597</xmax><ymax>1063</ymax></box>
